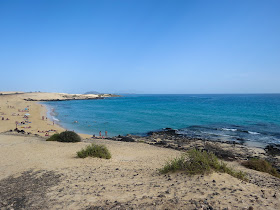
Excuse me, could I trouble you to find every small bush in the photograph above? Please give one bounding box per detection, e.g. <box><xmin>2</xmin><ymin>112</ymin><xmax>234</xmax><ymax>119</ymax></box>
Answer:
<box><xmin>46</xmin><ymin>133</ymin><xmax>60</xmax><ymax>141</ymax></box>
<box><xmin>46</xmin><ymin>131</ymin><xmax>81</xmax><ymax>143</ymax></box>
<box><xmin>242</xmin><ymin>158</ymin><xmax>280</xmax><ymax>178</ymax></box>
<box><xmin>77</xmin><ymin>144</ymin><xmax>111</xmax><ymax>159</ymax></box>
<box><xmin>160</xmin><ymin>149</ymin><xmax>247</xmax><ymax>181</ymax></box>
<box><xmin>58</xmin><ymin>131</ymin><xmax>81</xmax><ymax>142</ymax></box>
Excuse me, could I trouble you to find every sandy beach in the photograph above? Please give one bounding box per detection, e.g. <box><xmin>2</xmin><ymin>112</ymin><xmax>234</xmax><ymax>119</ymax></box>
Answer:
<box><xmin>0</xmin><ymin>92</ymin><xmax>63</xmax><ymax>136</ymax></box>
<box><xmin>0</xmin><ymin>92</ymin><xmax>102</xmax><ymax>138</ymax></box>
<box><xmin>0</xmin><ymin>92</ymin><xmax>280</xmax><ymax>209</ymax></box>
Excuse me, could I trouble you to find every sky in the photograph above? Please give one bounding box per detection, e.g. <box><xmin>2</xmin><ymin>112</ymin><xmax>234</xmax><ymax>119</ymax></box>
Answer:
<box><xmin>0</xmin><ymin>0</ymin><xmax>280</xmax><ymax>94</ymax></box>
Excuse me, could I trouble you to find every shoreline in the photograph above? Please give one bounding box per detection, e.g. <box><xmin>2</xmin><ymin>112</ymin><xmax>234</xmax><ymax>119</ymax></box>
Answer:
<box><xmin>0</xmin><ymin>92</ymin><xmax>102</xmax><ymax>138</ymax></box>
<box><xmin>43</xmin><ymin>101</ymin><xmax>277</xmax><ymax>149</ymax></box>
<box><xmin>1</xmin><ymin>91</ymin><xmax>279</xmax><ymax>150</ymax></box>
<box><xmin>42</xmin><ymin>102</ymin><xmax>94</xmax><ymax>139</ymax></box>
<box><xmin>41</xmin><ymin>102</ymin><xmax>278</xmax><ymax>149</ymax></box>
<box><xmin>38</xmin><ymin>94</ymin><xmax>280</xmax><ymax>147</ymax></box>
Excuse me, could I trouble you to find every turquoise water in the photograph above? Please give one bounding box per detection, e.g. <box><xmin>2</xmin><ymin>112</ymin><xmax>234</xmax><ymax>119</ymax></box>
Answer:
<box><xmin>44</xmin><ymin>94</ymin><xmax>280</xmax><ymax>145</ymax></box>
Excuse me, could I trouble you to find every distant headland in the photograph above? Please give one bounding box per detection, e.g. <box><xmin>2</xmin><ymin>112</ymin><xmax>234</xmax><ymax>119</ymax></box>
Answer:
<box><xmin>0</xmin><ymin>91</ymin><xmax>120</xmax><ymax>101</ymax></box>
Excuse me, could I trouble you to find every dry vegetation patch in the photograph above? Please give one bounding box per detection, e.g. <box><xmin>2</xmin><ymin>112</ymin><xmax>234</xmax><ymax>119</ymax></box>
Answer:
<box><xmin>77</xmin><ymin>143</ymin><xmax>111</xmax><ymax>159</ymax></box>
<box><xmin>242</xmin><ymin>158</ymin><xmax>280</xmax><ymax>178</ymax></box>
<box><xmin>160</xmin><ymin>149</ymin><xmax>247</xmax><ymax>181</ymax></box>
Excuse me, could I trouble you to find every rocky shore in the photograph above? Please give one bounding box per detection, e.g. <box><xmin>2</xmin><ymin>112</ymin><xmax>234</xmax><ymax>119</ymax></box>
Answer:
<box><xmin>111</xmin><ymin>128</ymin><xmax>280</xmax><ymax>172</ymax></box>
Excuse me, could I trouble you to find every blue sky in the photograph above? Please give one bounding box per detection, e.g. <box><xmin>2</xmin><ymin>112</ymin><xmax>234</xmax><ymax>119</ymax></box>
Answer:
<box><xmin>0</xmin><ymin>0</ymin><xmax>279</xmax><ymax>94</ymax></box>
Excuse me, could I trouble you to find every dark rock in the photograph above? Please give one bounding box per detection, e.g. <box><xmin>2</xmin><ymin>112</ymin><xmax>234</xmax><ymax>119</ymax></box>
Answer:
<box><xmin>163</xmin><ymin>128</ymin><xmax>177</xmax><ymax>135</ymax></box>
<box><xmin>165</xmin><ymin>189</ymin><xmax>170</xmax><ymax>194</ymax></box>
<box><xmin>204</xmin><ymin>143</ymin><xmax>237</xmax><ymax>161</ymax></box>
<box><xmin>265</xmin><ymin>144</ymin><xmax>280</xmax><ymax>156</ymax></box>
<box><xmin>120</xmin><ymin>137</ymin><xmax>135</xmax><ymax>142</ymax></box>
<box><xmin>147</xmin><ymin>128</ymin><xmax>178</xmax><ymax>137</ymax></box>
<box><xmin>18</xmin><ymin>130</ymin><xmax>25</xmax><ymax>134</ymax></box>
<box><xmin>157</xmin><ymin>194</ymin><xmax>166</xmax><ymax>198</ymax></box>
<box><xmin>155</xmin><ymin>140</ymin><xmax>167</xmax><ymax>145</ymax></box>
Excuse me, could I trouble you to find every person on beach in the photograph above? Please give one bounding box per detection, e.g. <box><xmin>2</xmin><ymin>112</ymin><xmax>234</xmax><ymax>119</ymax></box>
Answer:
<box><xmin>42</xmin><ymin>116</ymin><xmax>44</xmax><ymax>120</ymax></box>
<box><xmin>99</xmin><ymin>131</ymin><xmax>101</xmax><ymax>137</ymax></box>
<box><xmin>53</xmin><ymin>121</ymin><xmax>54</xmax><ymax>125</ymax></box>
<box><xmin>105</xmin><ymin>130</ymin><xmax>108</xmax><ymax>137</ymax></box>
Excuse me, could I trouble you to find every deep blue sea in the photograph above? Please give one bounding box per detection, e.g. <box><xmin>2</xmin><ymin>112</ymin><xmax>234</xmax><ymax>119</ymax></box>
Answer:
<box><xmin>43</xmin><ymin>94</ymin><xmax>280</xmax><ymax>146</ymax></box>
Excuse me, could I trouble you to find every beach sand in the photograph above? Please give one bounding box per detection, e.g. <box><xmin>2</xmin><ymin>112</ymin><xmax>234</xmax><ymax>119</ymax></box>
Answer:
<box><xmin>0</xmin><ymin>92</ymin><xmax>91</xmax><ymax>138</ymax></box>
<box><xmin>0</xmin><ymin>92</ymin><xmax>279</xmax><ymax>209</ymax></box>
<box><xmin>0</xmin><ymin>93</ymin><xmax>63</xmax><ymax>136</ymax></box>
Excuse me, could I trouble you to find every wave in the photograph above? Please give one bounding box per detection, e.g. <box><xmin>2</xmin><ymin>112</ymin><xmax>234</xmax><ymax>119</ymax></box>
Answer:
<box><xmin>52</xmin><ymin>116</ymin><xmax>60</xmax><ymax>122</ymax></box>
<box><xmin>248</xmin><ymin>131</ymin><xmax>260</xmax><ymax>135</ymax></box>
<box><xmin>221</xmin><ymin>128</ymin><xmax>237</xmax><ymax>132</ymax></box>
<box><xmin>221</xmin><ymin>127</ymin><xmax>260</xmax><ymax>135</ymax></box>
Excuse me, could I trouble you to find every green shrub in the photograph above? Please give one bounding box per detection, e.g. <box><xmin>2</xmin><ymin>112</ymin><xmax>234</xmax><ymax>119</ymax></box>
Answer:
<box><xmin>46</xmin><ymin>133</ymin><xmax>60</xmax><ymax>141</ymax></box>
<box><xmin>242</xmin><ymin>158</ymin><xmax>280</xmax><ymax>178</ymax></box>
<box><xmin>77</xmin><ymin>143</ymin><xmax>111</xmax><ymax>159</ymax></box>
<box><xmin>160</xmin><ymin>155</ymin><xmax>186</xmax><ymax>173</ymax></box>
<box><xmin>58</xmin><ymin>131</ymin><xmax>81</xmax><ymax>142</ymax></box>
<box><xmin>160</xmin><ymin>149</ymin><xmax>247</xmax><ymax>181</ymax></box>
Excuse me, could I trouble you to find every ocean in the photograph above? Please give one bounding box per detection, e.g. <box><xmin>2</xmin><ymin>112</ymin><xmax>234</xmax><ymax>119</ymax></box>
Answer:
<box><xmin>43</xmin><ymin>94</ymin><xmax>280</xmax><ymax>146</ymax></box>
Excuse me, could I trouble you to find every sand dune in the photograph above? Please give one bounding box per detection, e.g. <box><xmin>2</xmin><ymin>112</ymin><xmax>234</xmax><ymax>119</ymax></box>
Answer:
<box><xmin>0</xmin><ymin>134</ymin><xmax>279</xmax><ymax>209</ymax></box>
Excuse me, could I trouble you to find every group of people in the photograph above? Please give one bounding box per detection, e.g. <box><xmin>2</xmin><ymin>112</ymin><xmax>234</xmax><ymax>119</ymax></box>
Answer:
<box><xmin>38</xmin><ymin>129</ymin><xmax>57</xmax><ymax>133</ymax></box>
<box><xmin>97</xmin><ymin>130</ymin><xmax>108</xmax><ymax>138</ymax></box>
<box><xmin>92</xmin><ymin>131</ymin><xmax>108</xmax><ymax>138</ymax></box>
<box><xmin>37</xmin><ymin>129</ymin><xmax>57</xmax><ymax>137</ymax></box>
